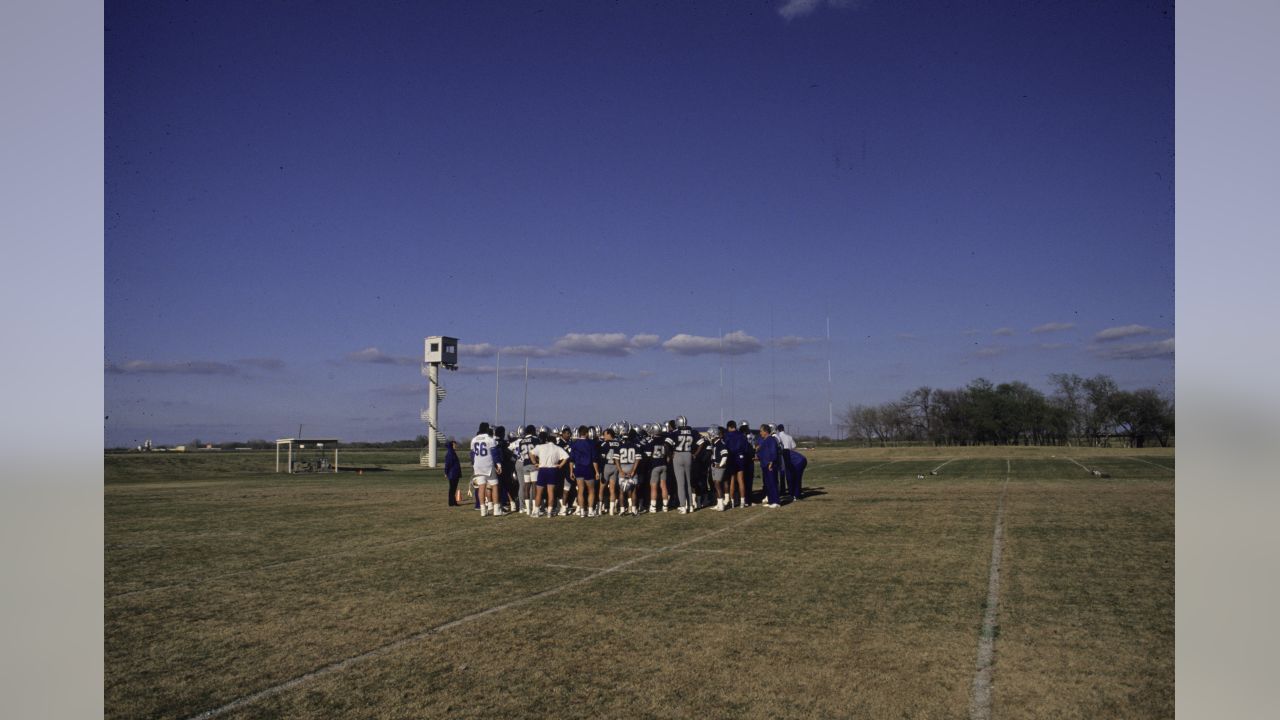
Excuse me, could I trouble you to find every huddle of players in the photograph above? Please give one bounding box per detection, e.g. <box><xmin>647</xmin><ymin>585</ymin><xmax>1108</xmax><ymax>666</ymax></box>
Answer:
<box><xmin>468</xmin><ymin>417</ymin><xmax>804</xmax><ymax>518</ymax></box>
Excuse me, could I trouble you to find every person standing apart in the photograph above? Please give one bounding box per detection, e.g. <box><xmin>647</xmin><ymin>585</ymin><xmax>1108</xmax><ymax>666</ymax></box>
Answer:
<box><xmin>756</xmin><ymin>424</ymin><xmax>782</xmax><ymax>508</ymax></box>
<box><xmin>530</xmin><ymin>431</ymin><xmax>569</xmax><ymax>517</ymax></box>
<box><xmin>470</xmin><ymin>422</ymin><xmax>504</xmax><ymax>517</ymax></box>
<box><xmin>444</xmin><ymin>438</ymin><xmax>462</xmax><ymax>506</ymax></box>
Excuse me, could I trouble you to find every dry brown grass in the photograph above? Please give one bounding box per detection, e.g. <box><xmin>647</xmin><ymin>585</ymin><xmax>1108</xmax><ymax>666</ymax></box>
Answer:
<box><xmin>105</xmin><ymin>446</ymin><xmax>1173</xmax><ymax>719</ymax></box>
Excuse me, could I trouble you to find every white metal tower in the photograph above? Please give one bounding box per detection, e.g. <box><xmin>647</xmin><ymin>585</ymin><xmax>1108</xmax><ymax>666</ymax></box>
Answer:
<box><xmin>420</xmin><ymin>336</ymin><xmax>458</xmax><ymax>467</ymax></box>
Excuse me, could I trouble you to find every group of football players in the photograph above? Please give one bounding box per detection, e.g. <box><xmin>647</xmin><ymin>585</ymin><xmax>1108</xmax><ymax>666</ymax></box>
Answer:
<box><xmin>450</xmin><ymin>418</ymin><xmax>808</xmax><ymax>518</ymax></box>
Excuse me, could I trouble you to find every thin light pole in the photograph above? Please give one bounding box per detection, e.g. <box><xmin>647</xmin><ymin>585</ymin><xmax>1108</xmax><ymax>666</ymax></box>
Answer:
<box><xmin>522</xmin><ymin>357</ymin><xmax>529</xmax><ymax>428</ymax></box>
<box><xmin>770</xmin><ymin>307</ymin><xmax>777</xmax><ymax>421</ymax></box>
<box><xmin>826</xmin><ymin>310</ymin><xmax>834</xmax><ymax>435</ymax></box>
<box><xmin>718</xmin><ymin>325</ymin><xmax>724</xmax><ymax>426</ymax></box>
<box><xmin>494</xmin><ymin>349</ymin><xmax>501</xmax><ymax>424</ymax></box>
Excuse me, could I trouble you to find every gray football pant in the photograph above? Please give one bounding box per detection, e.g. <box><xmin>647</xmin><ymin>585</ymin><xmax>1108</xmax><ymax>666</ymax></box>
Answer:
<box><xmin>672</xmin><ymin>452</ymin><xmax>693</xmax><ymax>508</ymax></box>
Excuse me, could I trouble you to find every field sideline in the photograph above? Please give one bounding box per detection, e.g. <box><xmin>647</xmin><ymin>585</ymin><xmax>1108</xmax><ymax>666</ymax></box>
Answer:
<box><xmin>105</xmin><ymin>446</ymin><xmax>1173</xmax><ymax>719</ymax></box>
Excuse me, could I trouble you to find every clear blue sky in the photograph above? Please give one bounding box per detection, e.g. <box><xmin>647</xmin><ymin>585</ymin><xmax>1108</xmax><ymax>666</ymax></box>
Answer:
<box><xmin>105</xmin><ymin>0</ymin><xmax>1174</xmax><ymax>446</ymax></box>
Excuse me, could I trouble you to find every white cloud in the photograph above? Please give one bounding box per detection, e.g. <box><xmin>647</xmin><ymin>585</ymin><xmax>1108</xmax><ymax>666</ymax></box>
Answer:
<box><xmin>771</xmin><ymin>335</ymin><xmax>825</xmax><ymax>348</ymax></box>
<box><xmin>1030</xmin><ymin>322</ymin><xmax>1076</xmax><ymax>334</ymax></box>
<box><xmin>631</xmin><ymin>334</ymin><xmax>660</xmax><ymax>349</ymax></box>
<box><xmin>778</xmin><ymin>0</ymin><xmax>859</xmax><ymax>21</ymax></box>
<box><xmin>552</xmin><ymin>333</ymin><xmax>637</xmax><ymax>357</ymax></box>
<box><xmin>993</xmin><ymin>327</ymin><xmax>1015</xmax><ymax>337</ymax></box>
<box><xmin>458</xmin><ymin>365</ymin><xmax>627</xmax><ymax>383</ymax></box>
<box><xmin>346</xmin><ymin>347</ymin><xmax>418</xmax><ymax>366</ymax></box>
<box><xmin>497</xmin><ymin>344</ymin><xmax>556</xmax><ymax>359</ymax></box>
<box><xmin>459</xmin><ymin>342</ymin><xmax>498</xmax><ymax>357</ymax></box>
<box><xmin>106</xmin><ymin>359</ymin><xmax>240</xmax><ymax>376</ymax></box>
<box><xmin>663</xmin><ymin>330</ymin><xmax>763</xmax><ymax>356</ymax></box>
<box><xmin>1092</xmin><ymin>337</ymin><xmax>1175</xmax><ymax>360</ymax></box>
<box><xmin>1094</xmin><ymin>324</ymin><xmax>1159</xmax><ymax>342</ymax></box>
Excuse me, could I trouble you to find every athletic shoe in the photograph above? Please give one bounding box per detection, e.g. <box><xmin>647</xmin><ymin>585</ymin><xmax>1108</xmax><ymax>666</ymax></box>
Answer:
<box><xmin>493</xmin><ymin>507</ymin><xmax>505</xmax><ymax>516</ymax></box>
<box><xmin>767</xmin><ymin>503</ymin><xmax>780</xmax><ymax>509</ymax></box>
<box><xmin>678</xmin><ymin>506</ymin><xmax>688</xmax><ymax>514</ymax></box>
<box><xmin>576</xmin><ymin>508</ymin><xmax>585</xmax><ymax>517</ymax></box>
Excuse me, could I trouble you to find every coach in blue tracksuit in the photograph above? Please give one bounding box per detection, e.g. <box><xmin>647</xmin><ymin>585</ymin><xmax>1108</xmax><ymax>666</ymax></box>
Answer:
<box><xmin>788</xmin><ymin>449</ymin><xmax>807</xmax><ymax>501</ymax></box>
<box><xmin>756</xmin><ymin>424</ymin><xmax>782</xmax><ymax>508</ymax></box>
<box><xmin>444</xmin><ymin>439</ymin><xmax>462</xmax><ymax>506</ymax></box>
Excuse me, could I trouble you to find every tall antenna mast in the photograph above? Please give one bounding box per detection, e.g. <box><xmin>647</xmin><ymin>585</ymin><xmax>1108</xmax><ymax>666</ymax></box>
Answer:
<box><xmin>770</xmin><ymin>307</ymin><xmax>777</xmax><ymax>421</ymax></box>
<box><xmin>718</xmin><ymin>325</ymin><xmax>724</xmax><ymax>426</ymax></box>
<box><xmin>522</xmin><ymin>356</ymin><xmax>529</xmax><ymax>429</ymax></box>
<box><xmin>494</xmin><ymin>349</ymin><xmax>501</xmax><ymax>424</ymax></box>
<box><xmin>826</xmin><ymin>308</ymin><xmax>834</xmax><ymax>435</ymax></box>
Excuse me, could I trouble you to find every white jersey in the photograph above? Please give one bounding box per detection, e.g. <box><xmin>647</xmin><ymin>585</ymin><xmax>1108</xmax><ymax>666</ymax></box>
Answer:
<box><xmin>776</xmin><ymin>430</ymin><xmax>796</xmax><ymax>450</ymax></box>
<box><xmin>532</xmin><ymin>442</ymin><xmax>569</xmax><ymax>469</ymax></box>
<box><xmin>470</xmin><ymin>433</ymin><xmax>498</xmax><ymax>476</ymax></box>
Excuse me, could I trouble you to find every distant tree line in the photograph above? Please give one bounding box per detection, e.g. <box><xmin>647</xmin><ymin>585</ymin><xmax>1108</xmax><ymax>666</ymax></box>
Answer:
<box><xmin>839</xmin><ymin>374</ymin><xmax>1173</xmax><ymax>448</ymax></box>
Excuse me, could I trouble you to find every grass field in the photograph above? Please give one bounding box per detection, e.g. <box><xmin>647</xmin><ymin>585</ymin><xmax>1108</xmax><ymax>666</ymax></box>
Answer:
<box><xmin>105</xmin><ymin>446</ymin><xmax>1173</xmax><ymax>719</ymax></box>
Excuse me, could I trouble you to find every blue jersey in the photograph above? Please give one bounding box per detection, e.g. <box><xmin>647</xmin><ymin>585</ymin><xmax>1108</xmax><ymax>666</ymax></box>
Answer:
<box><xmin>569</xmin><ymin>438</ymin><xmax>597</xmax><ymax>472</ymax></box>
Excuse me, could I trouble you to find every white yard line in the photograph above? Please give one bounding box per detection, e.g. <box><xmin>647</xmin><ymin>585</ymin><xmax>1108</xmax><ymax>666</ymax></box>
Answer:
<box><xmin>108</xmin><ymin>526</ymin><xmax>484</xmax><ymax>601</ymax></box>
<box><xmin>1063</xmin><ymin>456</ymin><xmax>1094</xmax><ymax>474</ymax></box>
<box><xmin>969</xmin><ymin>460</ymin><xmax>1011</xmax><ymax>720</ymax></box>
<box><xmin>543</xmin><ymin>563</ymin><xmax>665</xmax><ymax>574</ymax></box>
<box><xmin>855</xmin><ymin>459</ymin><xmax>901</xmax><ymax>475</ymax></box>
<box><xmin>930</xmin><ymin>458</ymin><xmax>958</xmax><ymax>474</ymax></box>
<box><xmin>1126</xmin><ymin>456</ymin><xmax>1175</xmax><ymax>473</ymax></box>
<box><xmin>181</xmin><ymin>512</ymin><xmax>766</xmax><ymax>720</ymax></box>
<box><xmin>619</xmin><ymin>546</ymin><xmax>754</xmax><ymax>555</ymax></box>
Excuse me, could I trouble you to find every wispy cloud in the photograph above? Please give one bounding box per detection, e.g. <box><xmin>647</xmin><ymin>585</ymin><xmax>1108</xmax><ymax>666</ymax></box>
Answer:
<box><xmin>1037</xmin><ymin>342</ymin><xmax>1072</xmax><ymax>350</ymax></box>
<box><xmin>974</xmin><ymin>347</ymin><xmax>1004</xmax><ymax>358</ymax></box>
<box><xmin>459</xmin><ymin>343</ymin><xmax>498</xmax><ymax>357</ymax></box>
<box><xmin>551</xmin><ymin>332</ymin><xmax>658</xmax><ymax>357</ymax></box>
<box><xmin>345</xmin><ymin>347</ymin><xmax>418</xmax><ymax>366</ymax></box>
<box><xmin>1094</xmin><ymin>324</ymin><xmax>1159</xmax><ymax>343</ymax></box>
<box><xmin>1030</xmin><ymin>322</ymin><xmax>1076</xmax><ymax>334</ymax></box>
<box><xmin>993</xmin><ymin>327</ymin><xmax>1015</xmax><ymax>337</ymax></box>
<box><xmin>458</xmin><ymin>365</ymin><xmax>628</xmax><ymax>383</ymax></box>
<box><xmin>236</xmin><ymin>357</ymin><xmax>285</xmax><ymax>371</ymax></box>
<box><xmin>663</xmin><ymin>330</ymin><xmax>763</xmax><ymax>356</ymax></box>
<box><xmin>1092</xmin><ymin>337</ymin><xmax>1175</xmax><ymax>360</ymax></box>
<box><xmin>777</xmin><ymin>0</ymin><xmax>860</xmax><ymax>21</ymax></box>
<box><xmin>771</xmin><ymin>335</ymin><xmax>825</xmax><ymax>348</ymax></box>
<box><xmin>106</xmin><ymin>360</ymin><xmax>240</xmax><ymax>376</ymax></box>
<box><xmin>497</xmin><ymin>344</ymin><xmax>556</xmax><ymax>359</ymax></box>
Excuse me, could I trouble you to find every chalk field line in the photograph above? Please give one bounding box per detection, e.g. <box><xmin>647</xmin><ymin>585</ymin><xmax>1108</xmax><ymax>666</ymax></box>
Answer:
<box><xmin>930</xmin><ymin>457</ymin><xmax>959</xmax><ymax>474</ymax></box>
<box><xmin>182</xmin><ymin>512</ymin><xmax>766</xmax><ymax>720</ymax></box>
<box><xmin>1126</xmin><ymin>456</ymin><xmax>1175</xmax><ymax>473</ymax></box>
<box><xmin>969</xmin><ymin>459</ymin><xmax>1011</xmax><ymax>720</ymax></box>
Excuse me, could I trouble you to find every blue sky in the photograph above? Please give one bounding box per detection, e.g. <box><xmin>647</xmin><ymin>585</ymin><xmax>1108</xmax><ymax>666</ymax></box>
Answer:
<box><xmin>105</xmin><ymin>0</ymin><xmax>1174</xmax><ymax>445</ymax></box>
